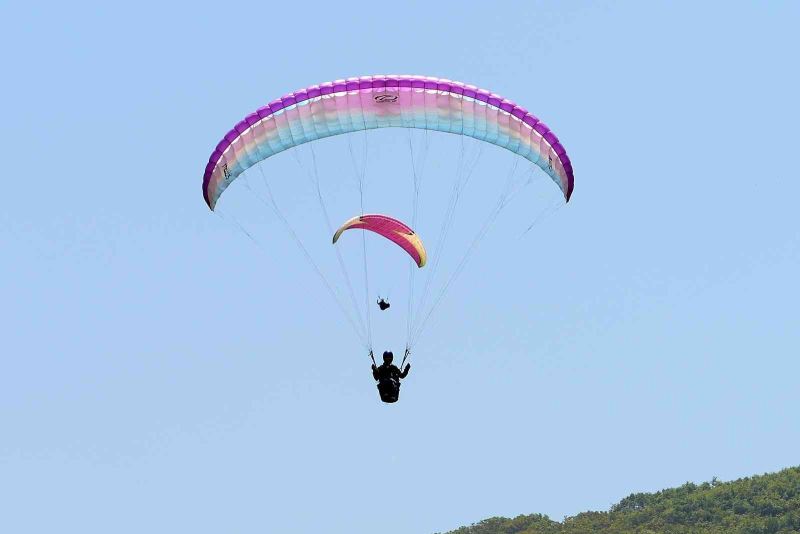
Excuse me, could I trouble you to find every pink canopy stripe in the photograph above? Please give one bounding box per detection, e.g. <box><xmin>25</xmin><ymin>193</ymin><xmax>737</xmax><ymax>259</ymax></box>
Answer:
<box><xmin>333</xmin><ymin>214</ymin><xmax>427</xmax><ymax>268</ymax></box>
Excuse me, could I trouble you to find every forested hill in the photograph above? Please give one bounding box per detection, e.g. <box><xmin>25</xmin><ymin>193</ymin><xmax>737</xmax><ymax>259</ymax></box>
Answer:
<box><xmin>437</xmin><ymin>466</ymin><xmax>800</xmax><ymax>534</ymax></box>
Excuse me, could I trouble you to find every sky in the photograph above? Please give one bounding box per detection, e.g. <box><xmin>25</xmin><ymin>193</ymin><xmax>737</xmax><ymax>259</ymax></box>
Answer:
<box><xmin>2</xmin><ymin>1</ymin><xmax>799</xmax><ymax>533</ymax></box>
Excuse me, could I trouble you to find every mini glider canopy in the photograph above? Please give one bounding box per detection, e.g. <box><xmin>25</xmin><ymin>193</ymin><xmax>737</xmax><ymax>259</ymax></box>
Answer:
<box><xmin>333</xmin><ymin>214</ymin><xmax>427</xmax><ymax>268</ymax></box>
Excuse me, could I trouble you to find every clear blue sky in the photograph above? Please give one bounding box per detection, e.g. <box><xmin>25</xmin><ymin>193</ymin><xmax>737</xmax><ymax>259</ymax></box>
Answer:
<box><xmin>2</xmin><ymin>2</ymin><xmax>798</xmax><ymax>533</ymax></box>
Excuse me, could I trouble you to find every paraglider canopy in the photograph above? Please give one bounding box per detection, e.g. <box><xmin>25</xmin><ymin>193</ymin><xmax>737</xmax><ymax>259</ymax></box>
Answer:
<box><xmin>201</xmin><ymin>75</ymin><xmax>574</xmax><ymax>211</ymax></box>
<box><xmin>333</xmin><ymin>214</ymin><xmax>427</xmax><ymax>268</ymax></box>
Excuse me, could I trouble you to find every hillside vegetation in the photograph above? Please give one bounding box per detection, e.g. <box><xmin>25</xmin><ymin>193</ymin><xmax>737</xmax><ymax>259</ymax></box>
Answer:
<box><xmin>439</xmin><ymin>466</ymin><xmax>800</xmax><ymax>534</ymax></box>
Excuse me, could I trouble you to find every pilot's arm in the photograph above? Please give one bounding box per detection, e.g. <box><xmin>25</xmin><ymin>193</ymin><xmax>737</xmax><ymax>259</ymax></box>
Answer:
<box><xmin>399</xmin><ymin>363</ymin><xmax>411</xmax><ymax>379</ymax></box>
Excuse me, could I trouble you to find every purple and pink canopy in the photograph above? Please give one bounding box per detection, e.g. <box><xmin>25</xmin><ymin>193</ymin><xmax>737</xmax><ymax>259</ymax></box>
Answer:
<box><xmin>202</xmin><ymin>75</ymin><xmax>574</xmax><ymax>210</ymax></box>
<box><xmin>333</xmin><ymin>214</ymin><xmax>427</xmax><ymax>268</ymax></box>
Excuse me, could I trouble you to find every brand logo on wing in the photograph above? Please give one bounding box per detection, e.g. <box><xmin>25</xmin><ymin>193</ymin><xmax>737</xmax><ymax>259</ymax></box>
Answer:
<box><xmin>373</xmin><ymin>93</ymin><xmax>398</xmax><ymax>104</ymax></box>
